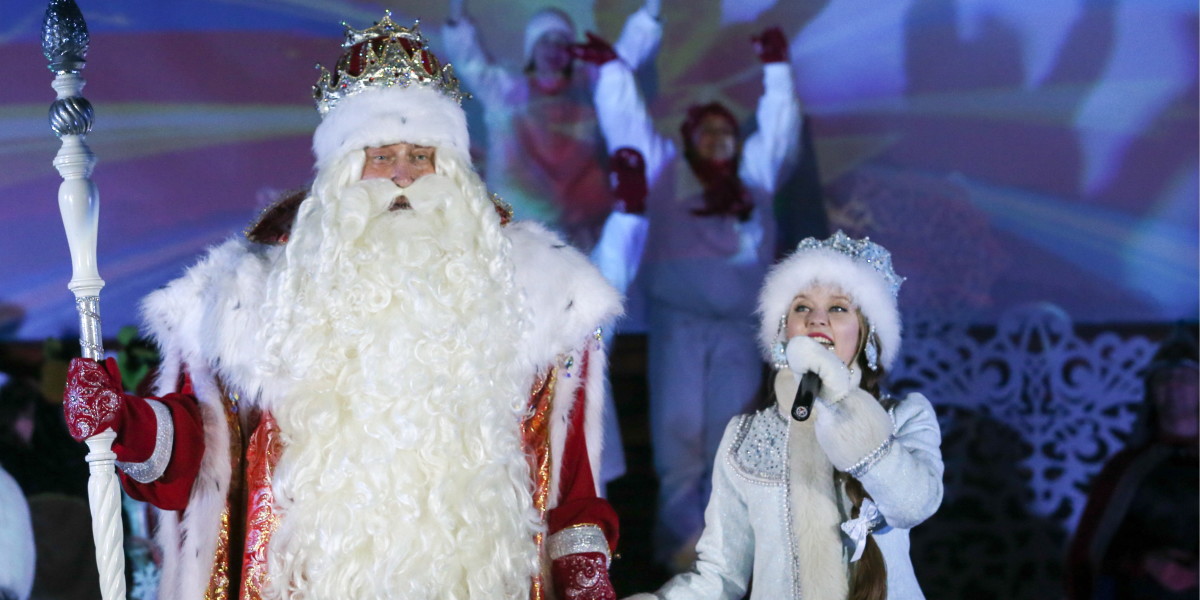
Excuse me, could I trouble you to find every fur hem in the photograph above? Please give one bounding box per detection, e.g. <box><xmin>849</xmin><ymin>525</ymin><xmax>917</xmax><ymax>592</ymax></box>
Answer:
<box><xmin>545</xmin><ymin>343</ymin><xmax>610</xmax><ymax>507</ymax></box>
<box><xmin>147</xmin><ymin>362</ymin><xmax>232</xmax><ymax>600</ymax></box>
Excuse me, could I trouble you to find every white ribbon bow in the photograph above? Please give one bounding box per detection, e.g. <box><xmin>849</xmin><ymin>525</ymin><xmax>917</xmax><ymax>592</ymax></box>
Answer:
<box><xmin>840</xmin><ymin>498</ymin><xmax>881</xmax><ymax>562</ymax></box>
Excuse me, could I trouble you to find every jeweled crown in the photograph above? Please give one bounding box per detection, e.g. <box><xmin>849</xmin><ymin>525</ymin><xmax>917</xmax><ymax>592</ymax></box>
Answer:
<box><xmin>313</xmin><ymin>12</ymin><xmax>467</xmax><ymax>116</ymax></box>
<box><xmin>797</xmin><ymin>230</ymin><xmax>905</xmax><ymax>298</ymax></box>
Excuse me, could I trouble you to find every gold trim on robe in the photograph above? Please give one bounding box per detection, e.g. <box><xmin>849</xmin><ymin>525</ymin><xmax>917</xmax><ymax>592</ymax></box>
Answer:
<box><xmin>241</xmin><ymin>412</ymin><xmax>282</xmax><ymax>600</ymax></box>
<box><xmin>205</xmin><ymin>387</ymin><xmax>245</xmax><ymax>600</ymax></box>
<box><xmin>523</xmin><ymin>367</ymin><xmax>558</xmax><ymax>600</ymax></box>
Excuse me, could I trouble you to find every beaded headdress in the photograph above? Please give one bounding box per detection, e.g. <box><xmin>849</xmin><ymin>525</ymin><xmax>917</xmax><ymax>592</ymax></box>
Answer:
<box><xmin>795</xmin><ymin>231</ymin><xmax>904</xmax><ymax>298</ymax></box>
<box><xmin>310</xmin><ymin>12</ymin><xmax>471</xmax><ymax>169</ymax></box>
<box><xmin>757</xmin><ymin>230</ymin><xmax>906</xmax><ymax>370</ymax></box>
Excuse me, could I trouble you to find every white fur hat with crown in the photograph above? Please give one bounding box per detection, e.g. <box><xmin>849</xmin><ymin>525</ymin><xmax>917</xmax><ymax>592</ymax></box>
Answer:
<box><xmin>311</xmin><ymin>13</ymin><xmax>471</xmax><ymax>170</ymax></box>
<box><xmin>757</xmin><ymin>231</ymin><xmax>905</xmax><ymax>370</ymax></box>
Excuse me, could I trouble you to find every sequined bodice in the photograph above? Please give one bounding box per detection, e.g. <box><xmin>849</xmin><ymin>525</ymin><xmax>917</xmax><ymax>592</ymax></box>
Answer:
<box><xmin>730</xmin><ymin>409</ymin><xmax>789</xmax><ymax>485</ymax></box>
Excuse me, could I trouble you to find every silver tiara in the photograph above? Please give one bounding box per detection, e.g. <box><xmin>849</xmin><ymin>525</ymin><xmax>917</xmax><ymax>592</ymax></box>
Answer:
<box><xmin>796</xmin><ymin>230</ymin><xmax>904</xmax><ymax>298</ymax></box>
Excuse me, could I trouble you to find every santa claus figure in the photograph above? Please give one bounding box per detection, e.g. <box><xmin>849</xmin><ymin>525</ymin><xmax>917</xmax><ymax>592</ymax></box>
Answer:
<box><xmin>62</xmin><ymin>13</ymin><xmax>621</xmax><ymax>600</ymax></box>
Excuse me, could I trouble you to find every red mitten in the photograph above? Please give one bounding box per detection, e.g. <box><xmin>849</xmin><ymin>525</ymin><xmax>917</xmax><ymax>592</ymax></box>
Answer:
<box><xmin>551</xmin><ymin>552</ymin><xmax>616</xmax><ymax>600</ymax></box>
<box><xmin>63</xmin><ymin>357</ymin><xmax>160</xmax><ymax>465</ymax></box>
<box><xmin>611</xmin><ymin>147</ymin><xmax>647</xmax><ymax>214</ymax></box>
<box><xmin>569</xmin><ymin>32</ymin><xmax>618</xmax><ymax>65</ymax></box>
<box><xmin>752</xmin><ymin>26</ymin><xmax>789</xmax><ymax>63</ymax></box>
<box><xmin>63</xmin><ymin>357</ymin><xmax>129</xmax><ymax>442</ymax></box>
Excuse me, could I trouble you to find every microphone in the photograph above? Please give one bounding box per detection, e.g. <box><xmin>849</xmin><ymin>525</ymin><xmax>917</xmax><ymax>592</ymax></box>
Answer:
<box><xmin>791</xmin><ymin>372</ymin><xmax>820</xmax><ymax>421</ymax></box>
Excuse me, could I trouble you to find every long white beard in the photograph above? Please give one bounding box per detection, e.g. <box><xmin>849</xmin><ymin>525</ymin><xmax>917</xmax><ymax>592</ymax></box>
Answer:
<box><xmin>258</xmin><ymin>164</ymin><xmax>539</xmax><ymax>600</ymax></box>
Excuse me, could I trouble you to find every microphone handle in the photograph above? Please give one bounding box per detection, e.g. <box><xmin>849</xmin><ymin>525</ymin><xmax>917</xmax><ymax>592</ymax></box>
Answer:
<box><xmin>791</xmin><ymin>372</ymin><xmax>820</xmax><ymax>422</ymax></box>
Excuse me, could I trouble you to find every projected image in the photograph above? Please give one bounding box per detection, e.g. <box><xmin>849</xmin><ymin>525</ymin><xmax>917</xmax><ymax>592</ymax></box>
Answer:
<box><xmin>0</xmin><ymin>0</ymin><xmax>1194</xmax><ymax>334</ymax></box>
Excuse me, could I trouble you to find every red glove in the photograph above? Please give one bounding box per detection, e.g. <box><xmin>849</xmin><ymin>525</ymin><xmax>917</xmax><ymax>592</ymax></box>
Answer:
<box><xmin>63</xmin><ymin>357</ymin><xmax>130</xmax><ymax>442</ymax></box>
<box><xmin>611</xmin><ymin>147</ymin><xmax>647</xmax><ymax>215</ymax></box>
<box><xmin>752</xmin><ymin>27</ymin><xmax>789</xmax><ymax>63</ymax></box>
<box><xmin>551</xmin><ymin>552</ymin><xmax>616</xmax><ymax>600</ymax></box>
<box><xmin>569</xmin><ymin>32</ymin><xmax>618</xmax><ymax>66</ymax></box>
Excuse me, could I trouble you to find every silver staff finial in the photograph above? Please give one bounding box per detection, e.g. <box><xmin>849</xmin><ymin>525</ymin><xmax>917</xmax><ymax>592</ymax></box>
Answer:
<box><xmin>42</xmin><ymin>0</ymin><xmax>90</xmax><ymax>74</ymax></box>
<box><xmin>43</xmin><ymin>0</ymin><xmax>94</xmax><ymax>138</ymax></box>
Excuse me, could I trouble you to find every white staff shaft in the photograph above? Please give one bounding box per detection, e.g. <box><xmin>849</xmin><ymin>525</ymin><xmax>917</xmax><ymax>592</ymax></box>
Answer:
<box><xmin>46</xmin><ymin>8</ymin><xmax>127</xmax><ymax>597</ymax></box>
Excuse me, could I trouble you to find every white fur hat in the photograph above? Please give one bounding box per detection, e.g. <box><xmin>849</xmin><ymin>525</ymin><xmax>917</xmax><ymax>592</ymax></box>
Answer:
<box><xmin>523</xmin><ymin>8</ymin><xmax>575</xmax><ymax>64</ymax></box>
<box><xmin>311</xmin><ymin>15</ymin><xmax>471</xmax><ymax>170</ymax></box>
<box><xmin>757</xmin><ymin>231</ymin><xmax>904</xmax><ymax>370</ymax></box>
<box><xmin>312</xmin><ymin>85</ymin><xmax>470</xmax><ymax>171</ymax></box>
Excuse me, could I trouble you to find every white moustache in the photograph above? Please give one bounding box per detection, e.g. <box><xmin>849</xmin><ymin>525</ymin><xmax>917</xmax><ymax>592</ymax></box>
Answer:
<box><xmin>353</xmin><ymin>174</ymin><xmax>464</xmax><ymax>216</ymax></box>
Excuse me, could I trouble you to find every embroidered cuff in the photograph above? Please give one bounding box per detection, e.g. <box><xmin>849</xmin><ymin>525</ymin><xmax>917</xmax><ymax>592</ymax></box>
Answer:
<box><xmin>116</xmin><ymin>399</ymin><xmax>174</xmax><ymax>483</ymax></box>
<box><xmin>547</xmin><ymin>524</ymin><xmax>611</xmax><ymax>564</ymax></box>
<box><xmin>845</xmin><ymin>433</ymin><xmax>895</xmax><ymax>479</ymax></box>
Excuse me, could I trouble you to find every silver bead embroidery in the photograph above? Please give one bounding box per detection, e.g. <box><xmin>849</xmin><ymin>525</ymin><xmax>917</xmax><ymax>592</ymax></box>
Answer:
<box><xmin>116</xmin><ymin>399</ymin><xmax>174</xmax><ymax>483</ymax></box>
<box><xmin>845</xmin><ymin>405</ymin><xmax>899</xmax><ymax>479</ymax></box>
<box><xmin>730</xmin><ymin>409</ymin><xmax>788</xmax><ymax>485</ymax></box>
<box><xmin>547</xmin><ymin>524</ymin><xmax>611</xmax><ymax>565</ymax></box>
<box><xmin>845</xmin><ymin>433</ymin><xmax>895</xmax><ymax>479</ymax></box>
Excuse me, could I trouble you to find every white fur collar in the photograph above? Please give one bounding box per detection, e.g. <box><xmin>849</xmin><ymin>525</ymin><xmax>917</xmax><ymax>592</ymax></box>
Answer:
<box><xmin>507</xmin><ymin>221</ymin><xmax>623</xmax><ymax>373</ymax></box>
<box><xmin>786</xmin><ymin>417</ymin><xmax>850</xmax><ymax>598</ymax></box>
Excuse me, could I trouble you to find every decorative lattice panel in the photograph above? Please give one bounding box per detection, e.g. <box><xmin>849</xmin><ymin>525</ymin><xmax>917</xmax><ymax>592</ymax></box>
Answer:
<box><xmin>890</xmin><ymin>303</ymin><xmax>1159</xmax><ymax>600</ymax></box>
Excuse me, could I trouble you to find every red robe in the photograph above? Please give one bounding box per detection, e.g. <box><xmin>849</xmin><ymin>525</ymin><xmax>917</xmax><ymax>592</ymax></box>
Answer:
<box><xmin>113</xmin><ymin>220</ymin><xmax>622</xmax><ymax>600</ymax></box>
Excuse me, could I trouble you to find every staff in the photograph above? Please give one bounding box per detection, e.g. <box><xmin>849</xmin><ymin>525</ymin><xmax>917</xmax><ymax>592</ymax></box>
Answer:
<box><xmin>42</xmin><ymin>1</ymin><xmax>127</xmax><ymax>598</ymax></box>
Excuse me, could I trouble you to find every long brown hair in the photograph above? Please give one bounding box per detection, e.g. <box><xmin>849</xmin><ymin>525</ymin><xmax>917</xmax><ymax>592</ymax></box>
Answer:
<box><xmin>844</xmin><ymin>336</ymin><xmax>888</xmax><ymax>600</ymax></box>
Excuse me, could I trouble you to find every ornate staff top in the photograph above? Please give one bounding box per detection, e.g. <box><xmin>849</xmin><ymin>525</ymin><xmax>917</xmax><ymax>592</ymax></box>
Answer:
<box><xmin>43</xmin><ymin>0</ymin><xmax>95</xmax><ymax>139</ymax></box>
<box><xmin>42</xmin><ymin>0</ymin><xmax>89</xmax><ymax>73</ymax></box>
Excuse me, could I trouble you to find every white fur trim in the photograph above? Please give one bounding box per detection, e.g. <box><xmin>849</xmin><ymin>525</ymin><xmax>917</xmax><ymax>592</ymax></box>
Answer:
<box><xmin>140</xmin><ymin>238</ymin><xmax>280</xmax><ymax>600</ymax></box>
<box><xmin>758</xmin><ymin>247</ymin><xmax>901</xmax><ymax>369</ymax></box>
<box><xmin>508</xmin><ymin>221</ymin><xmax>623</xmax><ymax>374</ymax></box>
<box><xmin>545</xmin><ymin>343</ymin><xmax>611</xmax><ymax>508</ymax></box>
<box><xmin>786</xmin><ymin>420</ymin><xmax>850</xmax><ymax>598</ymax></box>
<box><xmin>312</xmin><ymin>85</ymin><xmax>470</xmax><ymax>171</ymax></box>
<box><xmin>145</xmin><ymin>364</ymin><xmax>233</xmax><ymax>600</ymax></box>
<box><xmin>581</xmin><ymin>344</ymin><xmax>609</xmax><ymax>495</ymax></box>
<box><xmin>508</xmin><ymin>221</ymin><xmax>622</xmax><ymax>505</ymax></box>
<box><xmin>141</xmin><ymin>238</ymin><xmax>280</xmax><ymax>411</ymax></box>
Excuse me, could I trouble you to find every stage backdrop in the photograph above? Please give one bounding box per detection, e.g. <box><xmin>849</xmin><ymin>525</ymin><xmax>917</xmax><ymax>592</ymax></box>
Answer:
<box><xmin>1</xmin><ymin>0</ymin><xmax>1196</xmax><ymax>340</ymax></box>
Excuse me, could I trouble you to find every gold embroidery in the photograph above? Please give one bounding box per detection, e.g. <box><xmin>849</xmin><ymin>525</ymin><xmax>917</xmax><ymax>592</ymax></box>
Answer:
<box><xmin>205</xmin><ymin>507</ymin><xmax>231</xmax><ymax>600</ymax></box>
<box><xmin>205</xmin><ymin>385</ymin><xmax>245</xmax><ymax>600</ymax></box>
<box><xmin>241</xmin><ymin>412</ymin><xmax>283</xmax><ymax>600</ymax></box>
<box><xmin>522</xmin><ymin>367</ymin><xmax>557</xmax><ymax>600</ymax></box>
